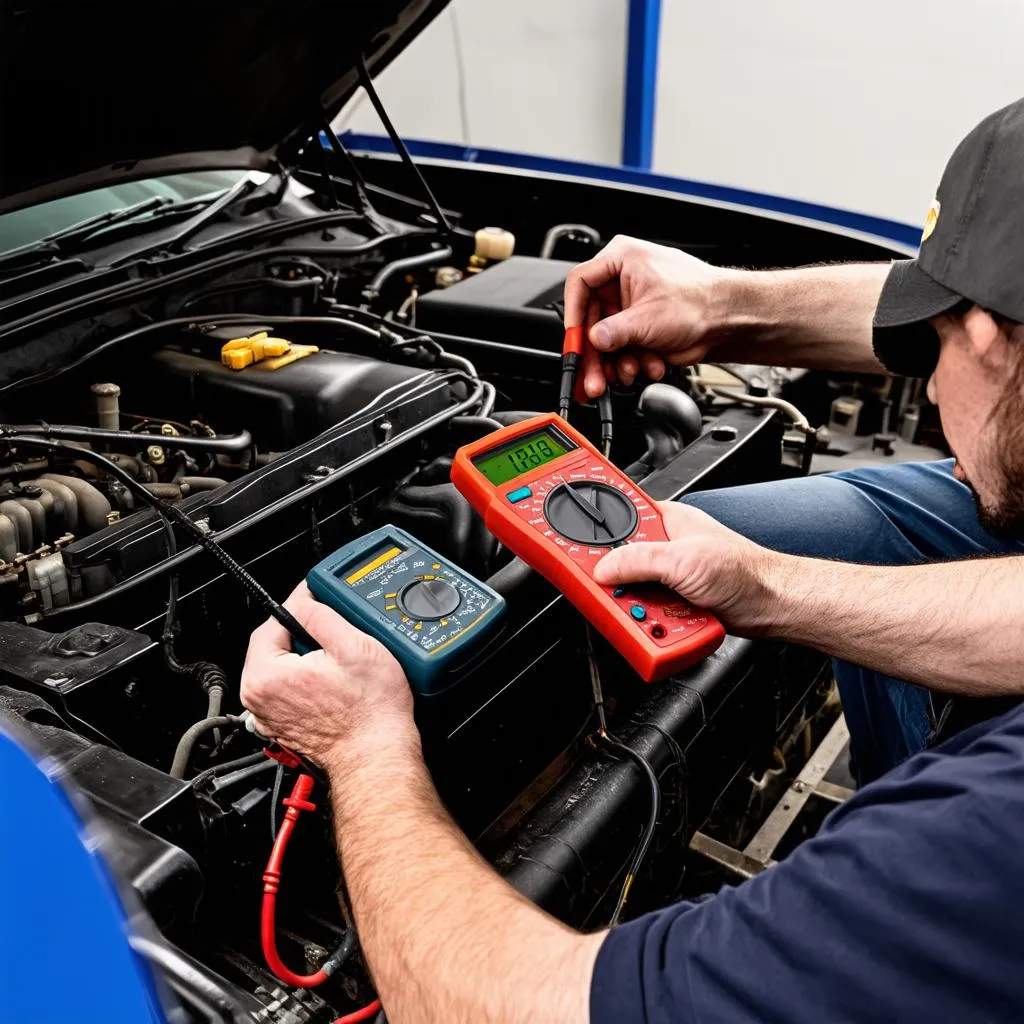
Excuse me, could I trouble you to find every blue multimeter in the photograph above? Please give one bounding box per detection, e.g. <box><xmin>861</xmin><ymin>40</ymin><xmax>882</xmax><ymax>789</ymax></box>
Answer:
<box><xmin>304</xmin><ymin>525</ymin><xmax>506</xmax><ymax>695</ymax></box>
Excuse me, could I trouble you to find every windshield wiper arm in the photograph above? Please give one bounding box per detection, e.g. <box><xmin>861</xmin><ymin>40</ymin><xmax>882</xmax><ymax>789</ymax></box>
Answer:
<box><xmin>0</xmin><ymin>194</ymin><xmax>204</xmax><ymax>276</ymax></box>
<box><xmin>0</xmin><ymin>195</ymin><xmax>176</xmax><ymax>274</ymax></box>
<box><xmin>46</xmin><ymin>195</ymin><xmax>175</xmax><ymax>246</ymax></box>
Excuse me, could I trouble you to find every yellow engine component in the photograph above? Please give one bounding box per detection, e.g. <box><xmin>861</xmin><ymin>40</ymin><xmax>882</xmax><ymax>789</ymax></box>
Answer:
<box><xmin>220</xmin><ymin>332</ymin><xmax>319</xmax><ymax>371</ymax></box>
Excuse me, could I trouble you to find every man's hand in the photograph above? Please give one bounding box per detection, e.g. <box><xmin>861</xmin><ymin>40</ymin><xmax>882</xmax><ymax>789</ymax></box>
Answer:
<box><xmin>240</xmin><ymin>583</ymin><xmax>415</xmax><ymax>767</ymax></box>
<box><xmin>243</xmin><ymin>593</ymin><xmax>602</xmax><ymax>1024</ymax></box>
<box><xmin>593</xmin><ymin>501</ymin><xmax>779</xmax><ymax>631</ymax></box>
<box><xmin>563</xmin><ymin>236</ymin><xmax>736</xmax><ymax>398</ymax></box>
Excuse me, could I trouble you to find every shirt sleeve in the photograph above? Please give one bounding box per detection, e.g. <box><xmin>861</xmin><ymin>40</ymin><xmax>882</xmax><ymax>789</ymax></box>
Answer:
<box><xmin>589</xmin><ymin>735</ymin><xmax>1024</xmax><ymax>1024</ymax></box>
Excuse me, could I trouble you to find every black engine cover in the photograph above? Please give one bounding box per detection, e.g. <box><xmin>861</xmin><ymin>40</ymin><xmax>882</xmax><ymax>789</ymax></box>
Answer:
<box><xmin>149</xmin><ymin>345</ymin><xmax>437</xmax><ymax>448</ymax></box>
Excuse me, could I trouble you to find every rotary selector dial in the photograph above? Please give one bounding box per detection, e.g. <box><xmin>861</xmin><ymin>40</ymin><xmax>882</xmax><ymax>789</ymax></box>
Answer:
<box><xmin>543</xmin><ymin>481</ymin><xmax>638</xmax><ymax>545</ymax></box>
<box><xmin>398</xmin><ymin>578</ymin><xmax>462</xmax><ymax>620</ymax></box>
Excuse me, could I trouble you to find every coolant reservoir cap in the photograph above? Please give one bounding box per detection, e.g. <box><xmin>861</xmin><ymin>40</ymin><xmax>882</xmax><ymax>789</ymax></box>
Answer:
<box><xmin>474</xmin><ymin>227</ymin><xmax>515</xmax><ymax>261</ymax></box>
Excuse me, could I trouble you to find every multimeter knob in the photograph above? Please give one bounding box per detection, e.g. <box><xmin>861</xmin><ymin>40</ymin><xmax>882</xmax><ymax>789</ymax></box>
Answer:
<box><xmin>543</xmin><ymin>482</ymin><xmax>639</xmax><ymax>545</ymax></box>
<box><xmin>399</xmin><ymin>578</ymin><xmax>462</xmax><ymax>620</ymax></box>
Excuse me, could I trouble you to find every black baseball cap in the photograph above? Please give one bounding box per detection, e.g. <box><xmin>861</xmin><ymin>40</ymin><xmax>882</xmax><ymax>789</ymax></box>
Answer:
<box><xmin>873</xmin><ymin>97</ymin><xmax>1024</xmax><ymax>378</ymax></box>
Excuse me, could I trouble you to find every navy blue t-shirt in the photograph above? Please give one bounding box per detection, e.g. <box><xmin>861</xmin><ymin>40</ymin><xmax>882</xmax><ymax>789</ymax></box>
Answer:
<box><xmin>591</xmin><ymin>703</ymin><xmax>1024</xmax><ymax>1023</ymax></box>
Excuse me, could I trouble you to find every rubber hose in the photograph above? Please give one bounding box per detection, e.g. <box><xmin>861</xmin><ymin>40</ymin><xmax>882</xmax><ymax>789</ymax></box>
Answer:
<box><xmin>169</xmin><ymin>715</ymin><xmax>237</xmax><ymax>779</ymax></box>
<box><xmin>486</xmin><ymin>557</ymin><xmax>534</xmax><ymax>598</ymax></box>
<box><xmin>361</xmin><ymin>246</ymin><xmax>454</xmax><ymax>302</ymax></box>
<box><xmin>179</xmin><ymin>476</ymin><xmax>228</xmax><ymax>492</ymax></box>
<box><xmin>491</xmin><ymin>411</ymin><xmax>545</xmax><ymax>426</ymax></box>
<box><xmin>8</xmin><ymin>423</ymin><xmax>253</xmax><ymax>455</ymax></box>
<box><xmin>451</xmin><ymin>415</ymin><xmax>503</xmax><ymax>435</ymax></box>
<box><xmin>708</xmin><ymin>387</ymin><xmax>811</xmax><ymax>431</ymax></box>
<box><xmin>0</xmin><ymin>459</ymin><xmax>49</xmax><ymax>477</ymax></box>
<box><xmin>204</xmin><ymin>677</ymin><xmax>225</xmax><ymax>747</ymax></box>
<box><xmin>143</xmin><ymin>483</ymin><xmax>184</xmax><ymax>500</ymax></box>
<box><xmin>107</xmin><ymin>454</ymin><xmax>144</xmax><ymax>478</ymax></box>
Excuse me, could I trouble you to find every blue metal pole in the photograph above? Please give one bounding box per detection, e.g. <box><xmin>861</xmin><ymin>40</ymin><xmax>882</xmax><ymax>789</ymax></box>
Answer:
<box><xmin>621</xmin><ymin>0</ymin><xmax>662</xmax><ymax>170</ymax></box>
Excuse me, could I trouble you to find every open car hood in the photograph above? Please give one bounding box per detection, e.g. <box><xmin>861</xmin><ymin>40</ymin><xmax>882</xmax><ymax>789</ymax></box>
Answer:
<box><xmin>0</xmin><ymin>0</ymin><xmax>448</xmax><ymax>213</ymax></box>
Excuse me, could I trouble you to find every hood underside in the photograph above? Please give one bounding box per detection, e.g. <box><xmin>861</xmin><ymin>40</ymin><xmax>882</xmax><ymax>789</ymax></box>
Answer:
<box><xmin>0</xmin><ymin>0</ymin><xmax>448</xmax><ymax>213</ymax></box>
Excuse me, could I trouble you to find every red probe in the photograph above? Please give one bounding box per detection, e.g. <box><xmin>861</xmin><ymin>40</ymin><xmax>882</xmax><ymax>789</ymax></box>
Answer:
<box><xmin>559</xmin><ymin>325</ymin><xmax>614</xmax><ymax>455</ymax></box>
<box><xmin>261</xmin><ymin>770</ymin><xmax>382</xmax><ymax>1022</ymax></box>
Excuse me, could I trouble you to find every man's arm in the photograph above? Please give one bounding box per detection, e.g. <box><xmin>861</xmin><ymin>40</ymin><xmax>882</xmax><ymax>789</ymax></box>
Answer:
<box><xmin>758</xmin><ymin>553</ymin><xmax>1024</xmax><ymax>695</ymax></box>
<box><xmin>562</xmin><ymin>236</ymin><xmax>891</xmax><ymax>396</ymax></box>
<box><xmin>241</xmin><ymin>587</ymin><xmax>604</xmax><ymax>1024</ymax></box>
<box><xmin>708</xmin><ymin>262</ymin><xmax>891</xmax><ymax>373</ymax></box>
<box><xmin>594</xmin><ymin>503</ymin><xmax>1024</xmax><ymax>697</ymax></box>
<box><xmin>326</xmin><ymin>728</ymin><xmax>603</xmax><ymax>1024</ymax></box>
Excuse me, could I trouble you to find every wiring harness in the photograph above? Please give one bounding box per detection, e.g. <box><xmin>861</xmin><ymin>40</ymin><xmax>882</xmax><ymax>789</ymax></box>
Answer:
<box><xmin>585</xmin><ymin>625</ymin><xmax>662</xmax><ymax>925</ymax></box>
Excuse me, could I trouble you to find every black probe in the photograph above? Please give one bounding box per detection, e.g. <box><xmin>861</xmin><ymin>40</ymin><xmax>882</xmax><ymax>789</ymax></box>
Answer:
<box><xmin>558</xmin><ymin>325</ymin><xmax>614</xmax><ymax>456</ymax></box>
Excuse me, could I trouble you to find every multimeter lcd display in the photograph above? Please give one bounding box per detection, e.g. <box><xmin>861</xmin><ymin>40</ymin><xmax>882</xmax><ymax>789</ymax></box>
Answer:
<box><xmin>471</xmin><ymin>427</ymin><xmax>574</xmax><ymax>485</ymax></box>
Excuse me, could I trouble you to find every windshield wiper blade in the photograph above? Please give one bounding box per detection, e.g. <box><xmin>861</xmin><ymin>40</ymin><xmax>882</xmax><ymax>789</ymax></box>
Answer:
<box><xmin>0</xmin><ymin>180</ymin><xmax>263</xmax><ymax>279</ymax></box>
<box><xmin>0</xmin><ymin>195</ymin><xmax>183</xmax><ymax>275</ymax></box>
<box><xmin>45</xmin><ymin>194</ymin><xmax>175</xmax><ymax>246</ymax></box>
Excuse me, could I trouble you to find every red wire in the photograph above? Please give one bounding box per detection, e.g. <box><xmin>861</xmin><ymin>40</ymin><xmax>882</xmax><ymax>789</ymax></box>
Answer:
<box><xmin>333</xmin><ymin>998</ymin><xmax>382</xmax><ymax>1023</ymax></box>
<box><xmin>262</xmin><ymin>774</ymin><xmax>384</xmax><ymax>1022</ymax></box>
<box><xmin>261</xmin><ymin>774</ymin><xmax>330</xmax><ymax>988</ymax></box>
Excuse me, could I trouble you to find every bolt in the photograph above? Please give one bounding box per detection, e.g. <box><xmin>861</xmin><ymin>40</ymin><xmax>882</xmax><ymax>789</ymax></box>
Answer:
<box><xmin>160</xmin><ymin>423</ymin><xmax>179</xmax><ymax>437</ymax></box>
<box><xmin>106</xmin><ymin>510</ymin><xmax>121</xmax><ymax>525</ymax></box>
<box><xmin>147</xmin><ymin>445</ymin><xmax>165</xmax><ymax>465</ymax></box>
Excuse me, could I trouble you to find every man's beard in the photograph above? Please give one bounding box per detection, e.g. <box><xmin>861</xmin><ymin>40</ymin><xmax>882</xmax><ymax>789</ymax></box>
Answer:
<box><xmin>963</xmin><ymin>459</ymin><xmax>1024</xmax><ymax>539</ymax></box>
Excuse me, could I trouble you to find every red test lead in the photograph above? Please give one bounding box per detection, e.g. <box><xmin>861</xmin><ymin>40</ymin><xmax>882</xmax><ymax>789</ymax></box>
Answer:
<box><xmin>559</xmin><ymin>325</ymin><xmax>614</xmax><ymax>456</ymax></box>
<box><xmin>558</xmin><ymin>324</ymin><xmax>585</xmax><ymax>419</ymax></box>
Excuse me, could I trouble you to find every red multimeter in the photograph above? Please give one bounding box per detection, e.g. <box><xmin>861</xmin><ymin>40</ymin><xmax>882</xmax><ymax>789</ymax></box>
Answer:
<box><xmin>451</xmin><ymin>413</ymin><xmax>725</xmax><ymax>681</ymax></box>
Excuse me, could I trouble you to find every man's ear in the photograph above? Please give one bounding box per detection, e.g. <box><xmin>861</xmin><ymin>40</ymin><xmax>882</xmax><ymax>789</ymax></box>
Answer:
<box><xmin>963</xmin><ymin>306</ymin><xmax>1005</xmax><ymax>362</ymax></box>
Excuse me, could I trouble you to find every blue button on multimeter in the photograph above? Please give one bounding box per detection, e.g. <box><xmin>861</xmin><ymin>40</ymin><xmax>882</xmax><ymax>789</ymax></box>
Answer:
<box><xmin>304</xmin><ymin>525</ymin><xmax>505</xmax><ymax>695</ymax></box>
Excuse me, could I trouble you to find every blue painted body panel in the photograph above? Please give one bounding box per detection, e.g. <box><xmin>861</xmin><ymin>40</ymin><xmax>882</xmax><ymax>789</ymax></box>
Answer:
<box><xmin>0</xmin><ymin>729</ymin><xmax>166</xmax><ymax>1024</ymax></box>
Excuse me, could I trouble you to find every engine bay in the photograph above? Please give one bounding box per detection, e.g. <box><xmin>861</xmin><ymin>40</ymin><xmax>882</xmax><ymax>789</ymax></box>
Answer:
<box><xmin>0</xmin><ymin>214</ymin><xmax>883</xmax><ymax>1021</ymax></box>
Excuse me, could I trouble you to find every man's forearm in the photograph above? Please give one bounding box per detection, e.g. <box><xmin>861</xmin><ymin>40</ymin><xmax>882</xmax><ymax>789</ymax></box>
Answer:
<box><xmin>326</xmin><ymin>727</ymin><xmax>603</xmax><ymax>1024</ymax></box>
<box><xmin>761</xmin><ymin>553</ymin><xmax>1024</xmax><ymax>695</ymax></box>
<box><xmin>708</xmin><ymin>262</ymin><xmax>891</xmax><ymax>373</ymax></box>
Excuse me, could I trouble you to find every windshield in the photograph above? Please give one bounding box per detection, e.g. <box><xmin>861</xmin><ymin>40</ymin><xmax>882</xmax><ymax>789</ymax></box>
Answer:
<box><xmin>0</xmin><ymin>171</ymin><xmax>248</xmax><ymax>256</ymax></box>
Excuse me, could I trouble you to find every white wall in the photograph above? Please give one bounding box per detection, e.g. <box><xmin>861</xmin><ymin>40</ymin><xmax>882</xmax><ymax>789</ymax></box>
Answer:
<box><xmin>654</xmin><ymin>0</ymin><xmax>1024</xmax><ymax>226</ymax></box>
<box><xmin>339</xmin><ymin>0</ymin><xmax>1024</xmax><ymax>228</ymax></box>
<box><xmin>337</xmin><ymin>0</ymin><xmax>629</xmax><ymax>165</ymax></box>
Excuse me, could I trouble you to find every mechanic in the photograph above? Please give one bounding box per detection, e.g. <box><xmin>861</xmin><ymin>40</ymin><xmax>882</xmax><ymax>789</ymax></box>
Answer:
<box><xmin>240</xmin><ymin>101</ymin><xmax>1024</xmax><ymax>1023</ymax></box>
<box><xmin>566</xmin><ymin>99</ymin><xmax>1024</xmax><ymax>786</ymax></box>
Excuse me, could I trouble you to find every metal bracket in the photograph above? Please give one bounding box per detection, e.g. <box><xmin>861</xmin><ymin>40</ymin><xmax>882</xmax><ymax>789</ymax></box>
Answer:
<box><xmin>689</xmin><ymin>715</ymin><xmax>851</xmax><ymax>878</ymax></box>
